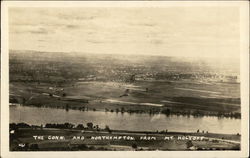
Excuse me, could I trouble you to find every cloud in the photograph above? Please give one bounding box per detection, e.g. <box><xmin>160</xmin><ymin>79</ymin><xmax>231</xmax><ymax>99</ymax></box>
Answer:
<box><xmin>37</xmin><ymin>39</ymin><xmax>46</xmax><ymax>42</ymax></box>
<box><xmin>8</xmin><ymin>7</ymin><xmax>240</xmax><ymax>59</ymax></box>
<box><xmin>150</xmin><ymin>39</ymin><xmax>164</xmax><ymax>45</ymax></box>
<box><xmin>86</xmin><ymin>39</ymin><xmax>106</xmax><ymax>44</ymax></box>
<box><xmin>9</xmin><ymin>26</ymin><xmax>54</xmax><ymax>35</ymax></box>
<box><xmin>129</xmin><ymin>22</ymin><xmax>157</xmax><ymax>27</ymax></box>
<box><xmin>29</xmin><ymin>27</ymin><xmax>51</xmax><ymax>34</ymax></box>
<box><xmin>57</xmin><ymin>13</ymin><xmax>96</xmax><ymax>21</ymax></box>
<box><xmin>65</xmin><ymin>24</ymin><xmax>81</xmax><ymax>29</ymax></box>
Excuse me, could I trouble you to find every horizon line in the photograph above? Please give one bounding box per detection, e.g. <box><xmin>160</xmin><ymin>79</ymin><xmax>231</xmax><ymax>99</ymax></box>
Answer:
<box><xmin>9</xmin><ymin>49</ymin><xmax>240</xmax><ymax>60</ymax></box>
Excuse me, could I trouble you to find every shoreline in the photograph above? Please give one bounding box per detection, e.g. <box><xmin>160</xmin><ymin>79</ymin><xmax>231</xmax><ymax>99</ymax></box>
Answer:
<box><xmin>9</xmin><ymin>122</ymin><xmax>241</xmax><ymax>151</ymax></box>
<box><xmin>9</xmin><ymin>102</ymin><xmax>241</xmax><ymax>119</ymax></box>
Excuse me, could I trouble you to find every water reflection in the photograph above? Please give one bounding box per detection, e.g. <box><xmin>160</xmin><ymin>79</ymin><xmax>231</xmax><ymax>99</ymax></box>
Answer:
<box><xmin>10</xmin><ymin>105</ymin><xmax>240</xmax><ymax>134</ymax></box>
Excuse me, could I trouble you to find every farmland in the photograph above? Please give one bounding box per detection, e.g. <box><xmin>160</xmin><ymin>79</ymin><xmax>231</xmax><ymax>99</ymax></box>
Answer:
<box><xmin>9</xmin><ymin>50</ymin><xmax>241</xmax><ymax>151</ymax></box>
<box><xmin>9</xmin><ymin>50</ymin><xmax>241</xmax><ymax>118</ymax></box>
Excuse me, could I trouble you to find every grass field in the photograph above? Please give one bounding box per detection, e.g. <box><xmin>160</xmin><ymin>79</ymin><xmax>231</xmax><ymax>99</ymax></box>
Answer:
<box><xmin>10</xmin><ymin>127</ymin><xmax>240</xmax><ymax>151</ymax></box>
<box><xmin>10</xmin><ymin>80</ymin><xmax>240</xmax><ymax>117</ymax></box>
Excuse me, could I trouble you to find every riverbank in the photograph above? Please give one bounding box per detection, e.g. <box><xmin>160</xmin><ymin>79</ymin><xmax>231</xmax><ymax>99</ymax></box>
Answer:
<box><xmin>10</xmin><ymin>123</ymin><xmax>240</xmax><ymax>151</ymax></box>
<box><xmin>10</xmin><ymin>105</ymin><xmax>241</xmax><ymax>134</ymax></box>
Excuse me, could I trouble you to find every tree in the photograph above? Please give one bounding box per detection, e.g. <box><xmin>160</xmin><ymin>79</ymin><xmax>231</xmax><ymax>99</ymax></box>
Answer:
<box><xmin>76</xmin><ymin>124</ymin><xmax>84</xmax><ymax>129</ymax></box>
<box><xmin>87</xmin><ymin>122</ymin><xmax>93</xmax><ymax>129</ymax></box>
<box><xmin>186</xmin><ymin>140</ymin><xmax>193</xmax><ymax>148</ymax></box>
<box><xmin>64</xmin><ymin>123</ymin><xmax>74</xmax><ymax>129</ymax></box>
<box><xmin>105</xmin><ymin>125</ymin><xmax>110</xmax><ymax>130</ymax></box>
<box><xmin>17</xmin><ymin>123</ymin><xmax>30</xmax><ymax>128</ymax></box>
<box><xmin>121</xmin><ymin>107</ymin><xmax>125</xmax><ymax>113</ymax></box>
<box><xmin>162</xmin><ymin>108</ymin><xmax>171</xmax><ymax>116</ymax></box>
<box><xmin>96</xmin><ymin>125</ymin><xmax>100</xmax><ymax>131</ymax></box>
<box><xmin>132</xmin><ymin>143</ymin><xmax>137</xmax><ymax>150</ymax></box>
<box><xmin>10</xmin><ymin>123</ymin><xmax>18</xmax><ymax>130</ymax></box>
<box><xmin>22</xmin><ymin>98</ymin><xmax>26</xmax><ymax>104</ymax></box>
<box><xmin>105</xmin><ymin>125</ymin><xmax>111</xmax><ymax>133</ymax></box>
<box><xmin>115</xmin><ymin>108</ymin><xmax>119</xmax><ymax>113</ymax></box>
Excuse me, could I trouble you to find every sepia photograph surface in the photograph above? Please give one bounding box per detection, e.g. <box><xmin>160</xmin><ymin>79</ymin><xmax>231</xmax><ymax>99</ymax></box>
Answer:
<box><xmin>1</xmin><ymin>1</ymin><xmax>249</xmax><ymax>158</ymax></box>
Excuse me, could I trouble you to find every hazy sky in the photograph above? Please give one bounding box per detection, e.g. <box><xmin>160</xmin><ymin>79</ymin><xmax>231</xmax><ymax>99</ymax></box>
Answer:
<box><xmin>9</xmin><ymin>7</ymin><xmax>240</xmax><ymax>58</ymax></box>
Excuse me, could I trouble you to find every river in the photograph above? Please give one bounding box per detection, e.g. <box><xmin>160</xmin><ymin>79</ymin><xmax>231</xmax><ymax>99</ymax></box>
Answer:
<box><xmin>10</xmin><ymin>105</ymin><xmax>240</xmax><ymax>134</ymax></box>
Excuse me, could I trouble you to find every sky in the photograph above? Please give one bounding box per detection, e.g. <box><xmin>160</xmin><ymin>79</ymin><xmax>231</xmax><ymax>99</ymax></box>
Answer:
<box><xmin>9</xmin><ymin>7</ymin><xmax>240</xmax><ymax>59</ymax></box>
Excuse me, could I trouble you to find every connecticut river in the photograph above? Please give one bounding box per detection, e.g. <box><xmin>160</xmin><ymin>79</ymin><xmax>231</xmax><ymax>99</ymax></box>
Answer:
<box><xmin>10</xmin><ymin>105</ymin><xmax>240</xmax><ymax>134</ymax></box>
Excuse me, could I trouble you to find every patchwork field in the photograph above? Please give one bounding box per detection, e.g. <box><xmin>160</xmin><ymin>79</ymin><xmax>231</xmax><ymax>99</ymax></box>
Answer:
<box><xmin>10</xmin><ymin>79</ymin><xmax>240</xmax><ymax>118</ymax></box>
